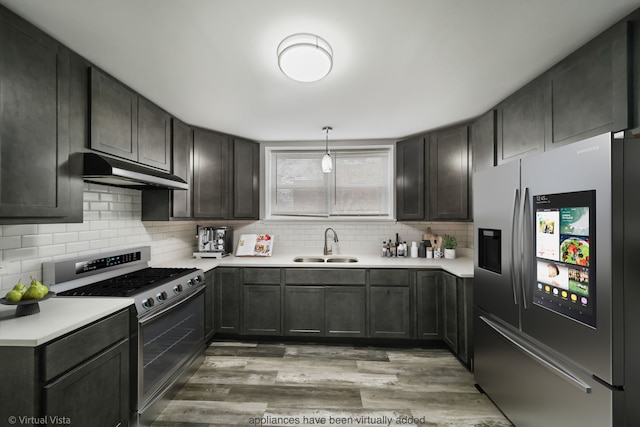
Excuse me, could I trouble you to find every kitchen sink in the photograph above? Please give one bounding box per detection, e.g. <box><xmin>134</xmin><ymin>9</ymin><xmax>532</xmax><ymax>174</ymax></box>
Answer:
<box><xmin>292</xmin><ymin>256</ymin><xmax>359</xmax><ymax>263</ymax></box>
<box><xmin>326</xmin><ymin>257</ymin><xmax>358</xmax><ymax>263</ymax></box>
<box><xmin>293</xmin><ymin>256</ymin><xmax>326</xmax><ymax>263</ymax></box>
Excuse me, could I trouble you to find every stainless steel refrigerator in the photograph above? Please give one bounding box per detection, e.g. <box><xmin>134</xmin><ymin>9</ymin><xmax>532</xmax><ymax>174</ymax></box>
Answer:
<box><xmin>473</xmin><ymin>132</ymin><xmax>640</xmax><ymax>426</ymax></box>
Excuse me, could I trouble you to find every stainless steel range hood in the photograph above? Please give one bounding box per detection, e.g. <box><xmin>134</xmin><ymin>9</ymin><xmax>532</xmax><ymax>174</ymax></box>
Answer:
<box><xmin>83</xmin><ymin>152</ymin><xmax>188</xmax><ymax>190</ymax></box>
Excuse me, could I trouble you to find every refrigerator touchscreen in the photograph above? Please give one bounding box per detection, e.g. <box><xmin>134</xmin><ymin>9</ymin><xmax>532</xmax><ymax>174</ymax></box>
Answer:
<box><xmin>533</xmin><ymin>190</ymin><xmax>595</xmax><ymax>327</ymax></box>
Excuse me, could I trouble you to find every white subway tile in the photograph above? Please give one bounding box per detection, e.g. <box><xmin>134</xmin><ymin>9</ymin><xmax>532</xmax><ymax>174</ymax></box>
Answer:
<box><xmin>53</xmin><ymin>232</ymin><xmax>79</xmax><ymax>244</ymax></box>
<box><xmin>66</xmin><ymin>241</ymin><xmax>91</xmax><ymax>253</ymax></box>
<box><xmin>4</xmin><ymin>224</ymin><xmax>38</xmax><ymax>236</ymax></box>
<box><xmin>38</xmin><ymin>244</ymin><xmax>68</xmax><ymax>257</ymax></box>
<box><xmin>4</xmin><ymin>247</ymin><xmax>38</xmax><ymax>261</ymax></box>
<box><xmin>0</xmin><ymin>236</ymin><xmax>22</xmax><ymax>250</ymax></box>
<box><xmin>22</xmin><ymin>234</ymin><xmax>53</xmax><ymax>247</ymax></box>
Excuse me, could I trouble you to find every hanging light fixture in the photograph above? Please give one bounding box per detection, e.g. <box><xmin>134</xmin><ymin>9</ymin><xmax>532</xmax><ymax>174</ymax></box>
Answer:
<box><xmin>322</xmin><ymin>126</ymin><xmax>333</xmax><ymax>173</ymax></box>
<box><xmin>277</xmin><ymin>33</ymin><xmax>333</xmax><ymax>83</ymax></box>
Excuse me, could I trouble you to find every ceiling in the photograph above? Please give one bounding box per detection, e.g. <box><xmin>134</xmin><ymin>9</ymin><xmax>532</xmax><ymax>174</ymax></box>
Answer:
<box><xmin>2</xmin><ymin>0</ymin><xmax>640</xmax><ymax>142</ymax></box>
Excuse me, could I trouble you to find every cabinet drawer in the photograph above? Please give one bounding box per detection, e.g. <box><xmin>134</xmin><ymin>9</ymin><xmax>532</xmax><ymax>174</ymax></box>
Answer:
<box><xmin>243</xmin><ymin>268</ymin><xmax>281</xmax><ymax>284</ymax></box>
<box><xmin>43</xmin><ymin>308</ymin><xmax>130</xmax><ymax>381</ymax></box>
<box><xmin>369</xmin><ymin>269</ymin><xmax>410</xmax><ymax>286</ymax></box>
<box><xmin>285</xmin><ymin>268</ymin><xmax>365</xmax><ymax>285</ymax></box>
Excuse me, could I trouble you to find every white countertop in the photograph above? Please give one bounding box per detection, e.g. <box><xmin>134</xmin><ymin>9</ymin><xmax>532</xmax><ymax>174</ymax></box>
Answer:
<box><xmin>0</xmin><ymin>297</ymin><xmax>134</xmax><ymax>347</ymax></box>
<box><xmin>152</xmin><ymin>248</ymin><xmax>474</xmax><ymax>278</ymax></box>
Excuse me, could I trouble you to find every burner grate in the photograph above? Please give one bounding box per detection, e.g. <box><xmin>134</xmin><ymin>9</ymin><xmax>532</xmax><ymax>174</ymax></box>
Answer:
<box><xmin>58</xmin><ymin>267</ymin><xmax>197</xmax><ymax>297</ymax></box>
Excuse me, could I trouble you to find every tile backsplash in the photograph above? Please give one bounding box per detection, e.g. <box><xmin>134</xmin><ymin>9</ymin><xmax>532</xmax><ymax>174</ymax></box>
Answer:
<box><xmin>0</xmin><ymin>183</ymin><xmax>473</xmax><ymax>292</ymax></box>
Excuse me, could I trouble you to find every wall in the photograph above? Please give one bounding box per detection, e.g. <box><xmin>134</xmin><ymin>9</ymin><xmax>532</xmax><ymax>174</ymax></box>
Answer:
<box><xmin>0</xmin><ymin>183</ymin><xmax>473</xmax><ymax>293</ymax></box>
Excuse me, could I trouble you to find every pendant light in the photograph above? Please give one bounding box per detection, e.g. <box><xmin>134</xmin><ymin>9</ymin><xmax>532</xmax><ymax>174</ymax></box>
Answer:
<box><xmin>322</xmin><ymin>126</ymin><xmax>333</xmax><ymax>173</ymax></box>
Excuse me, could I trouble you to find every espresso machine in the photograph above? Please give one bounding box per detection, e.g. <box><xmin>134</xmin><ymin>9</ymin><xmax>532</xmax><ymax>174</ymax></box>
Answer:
<box><xmin>193</xmin><ymin>226</ymin><xmax>234</xmax><ymax>258</ymax></box>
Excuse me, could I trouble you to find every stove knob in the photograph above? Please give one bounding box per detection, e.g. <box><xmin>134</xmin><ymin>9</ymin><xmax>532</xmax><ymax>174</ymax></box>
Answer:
<box><xmin>142</xmin><ymin>298</ymin><xmax>155</xmax><ymax>309</ymax></box>
<box><xmin>157</xmin><ymin>291</ymin><xmax>168</xmax><ymax>302</ymax></box>
<box><xmin>173</xmin><ymin>284</ymin><xmax>183</xmax><ymax>294</ymax></box>
<box><xmin>187</xmin><ymin>279</ymin><xmax>193</xmax><ymax>287</ymax></box>
<box><xmin>194</xmin><ymin>275</ymin><xmax>202</xmax><ymax>284</ymax></box>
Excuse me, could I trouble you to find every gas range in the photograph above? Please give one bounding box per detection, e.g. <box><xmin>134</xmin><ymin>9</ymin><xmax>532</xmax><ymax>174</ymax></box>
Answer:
<box><xmin>42</xmin><ymin>246</ymin><xmax>207</xmax><ymax>426</ymax></box>
<box><xmin>43</xmin><ymin>247</ymin><xmax>205</xmax><ymax>315</ymax></box>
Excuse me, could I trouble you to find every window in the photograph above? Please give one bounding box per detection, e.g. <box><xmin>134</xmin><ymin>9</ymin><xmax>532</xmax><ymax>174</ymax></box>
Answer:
<box><xmin>265</xmin><ymin>146</ymin><xmax>393</xmax><ymax>220</ymax></box>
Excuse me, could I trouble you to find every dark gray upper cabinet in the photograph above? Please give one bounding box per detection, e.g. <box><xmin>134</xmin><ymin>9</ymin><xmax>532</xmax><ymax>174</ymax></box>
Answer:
<box><xmin>548</xmin><ymin>21</ymin><xmax>629</xmax><ymax>148</ymax></box>
<box><xmin>90</xmin><ymin>67</ymin><xmax>138</xmax><ymax>162</ymax></box>
<box><xmin>429</xmin><ymin>125</ymin><xmax>469</xmax><ymax>220</ymax></box>
<box><xmin>137</xmin><ymin>97</ymin><xmax>171</xmax><ymax>171</ymax></box>
<box><xmin>193</xmin><ymin>128</ymin><xmax>229</xmax><ymax>218</ymax></box>
<box><xmin>395</xmin><ymin>136</ymin><xmax>426</xmax><ymax>221</ymax></box>
<box><xmin>0</xmin><ymin>7</ymin><xmax>81</xmax><ymax>223</ymax></box>
<box><xmin>496</xmin><ymin>76</ymin><xmax>549</xmax><ymax>164</ymax></box>
<box><xmin>232</xmin><ymin>138</ymin><xmax>260</xmax><ymax>219</ymax></box>
<box><xmin>471</xmin><ymin>110</ymin><xmax>496</xmax><ymax>173</ymax></box>
<box><xmin>91</xmin><ymin>67</ymin><xmax>172</xmax><ymax>171</ymax></box>
<box><xmin>170</xmin><ymin>118</ymin><xmax>193</xmax><ymax>218</ymax></box>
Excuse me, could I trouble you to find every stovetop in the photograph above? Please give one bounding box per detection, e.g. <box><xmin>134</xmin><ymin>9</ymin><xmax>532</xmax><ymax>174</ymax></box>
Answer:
<box><xmin>57</xmin><ymin>267</ymin><xmax>198</xmax><ymax>297</ymax></box>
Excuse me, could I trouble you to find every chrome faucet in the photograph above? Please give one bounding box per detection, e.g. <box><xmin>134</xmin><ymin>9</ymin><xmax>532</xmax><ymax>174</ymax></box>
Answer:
<box><xmin>323</xmin><ymin>227</ymin><xmax>339</xmax><ymax>255</ymax></box>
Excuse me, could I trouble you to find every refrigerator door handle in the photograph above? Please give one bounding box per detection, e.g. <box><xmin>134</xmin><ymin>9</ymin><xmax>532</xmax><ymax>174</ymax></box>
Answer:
<box><xmin>521</xmin><ymin>187</ymin><xmax>530</xmax><ymax>310</ymax></box>
<box><xmin>479</xmin><ymin>315</ymin><xmax>592</xmax><ymax>394</ymax></box>
<box><xmin>510</xmin><ymin>188</ymin><xmax>520</xmax><ymax>305</ymax></box>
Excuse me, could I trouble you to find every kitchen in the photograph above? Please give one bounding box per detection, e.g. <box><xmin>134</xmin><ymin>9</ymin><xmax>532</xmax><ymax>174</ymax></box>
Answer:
<box><xmin>1</xmin><ymin>1</ymin><xmax>640</xmax><ymax>426</ymax></box>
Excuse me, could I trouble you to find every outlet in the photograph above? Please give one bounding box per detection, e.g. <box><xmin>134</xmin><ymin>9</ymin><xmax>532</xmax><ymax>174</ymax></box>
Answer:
<box><xmin>0</xmin><ymin>262</ymin><xmax>8</xmax><ymax>276</ymax></box>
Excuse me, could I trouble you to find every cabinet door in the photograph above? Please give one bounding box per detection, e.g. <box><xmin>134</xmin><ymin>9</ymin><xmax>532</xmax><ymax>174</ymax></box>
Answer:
<box><xmin>243</xmin><ymin>285</ymin><xmax>281</xmax><ymax>335</ymax></box>
<box><xmin>548</xmin><ymin>22</ymin><xmax>628</xmax><ymax>148</ymax></box>
<box><xmin>284</xmin><ymin>286</ymin><xmax>324</xmax><ymax>336</ymax></box>
<box><xmin>416</xmin><ymin>271</ymin><xmax>441</xmax><ymax>340</ymax></box>
<box><xmin>44</xmin><ymin>339</ymin><xmax>129</xmax><ymax>427</ymax></box>
<box><xmin>171</xmin><ymin>118</ymin><xmax>193</xmax><ymax>218</ymax></box>
<box><xmin>457</xmin><ymin>278</ymin><xmax>474</xmax><ymax>366</ymax></box>
<box><xmin>325</xmin><ymin>286</ymin><xmax>366</xmax><ymax>337</ymax></box>
<box><xmin>395</xmin><ymin>136</ymin><xmax>426</xmax><ymax>220</ymax></box>
<box><xmin>193</xmin><ymin>128</ymin><xmax>229</xmax><ymax>218</ymax></box>
<box><xmin>90</xmin><ymin>67</ymin><xmax>138</xmax><ymax>162</ymax></box>
<box><xmin>369</xmin><ymin>286</ymin><xmax>411</xmax><ymax>339</ymax></box>
<box><xmin>497</xmin><ymin>77</ymin><xmax>548</xmax><ymax>164</ymax></box>
<box><xmin>471</xmin><ymin>110</ymin><xmax>496</xmax><ymax>173</ymax></box>
<box><xmin>0</xmin><ymin>8</ymin><xmax>74</xmax><ymax>220</ymax></box>
<box><xmin>137</xmin><ymin>97</ymin><xmax>171</xmax><ymax>171</ymax></box>
<box><xmin>442</xmin><ymin>273</ymin><xmax>458</xmax><ymax>353</ymax></box>
<box><xmin>429</xmin><ymin>125</ymin><xmax>469</xmax><ymax>220</ymax></box>
<box><xmin>214</xmin><ymin>268</ymin><xmax>241</xmax><ymax>334</ymax></box>
<box><xmin>232</xmin><ymin>138</ymin><xmax>260</xmax><ymax>219</ymax></box>
<box><xmin>205</xmin><ymin>269</ymin><xmax>215</xmax><ymax>340</ymax></box>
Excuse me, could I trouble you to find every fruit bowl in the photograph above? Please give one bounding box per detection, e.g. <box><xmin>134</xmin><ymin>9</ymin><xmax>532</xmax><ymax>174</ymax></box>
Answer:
<box><xmin>0</xmin><ymin>292</ymin><xmax>56</xmax><ymax>317</ymax></box>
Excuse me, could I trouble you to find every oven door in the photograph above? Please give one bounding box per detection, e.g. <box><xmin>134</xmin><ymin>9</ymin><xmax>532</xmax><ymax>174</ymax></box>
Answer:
<box><xmin>136</xmin><ymin>287</ymin><xmax>205</xmax><ymax>415</ymax></box>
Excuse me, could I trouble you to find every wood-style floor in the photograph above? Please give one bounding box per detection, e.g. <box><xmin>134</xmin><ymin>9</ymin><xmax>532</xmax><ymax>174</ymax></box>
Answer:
<box><xmin>151</xmin><ymin>341</ymin><xmax>512</xmax><ymax>427</ymax></box>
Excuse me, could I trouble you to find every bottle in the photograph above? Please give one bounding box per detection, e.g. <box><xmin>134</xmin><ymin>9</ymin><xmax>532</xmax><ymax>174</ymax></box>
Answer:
<box><xmin>382</xmin><ymin>241</ymin><xmax>389</xmax><ymax>257</ymax></box>
<box><xmin>410</xmin><ymin>241</ymin><xmax>418</xmax><ymax>258</ymax></box>
<box><xmin>403</xmin><ymin>242</ymin><xmax>408</xmax><ymax>257</ymax></box>
<box><xmin>397</xmin><ymin>241</ymin><xmax>405</xmax><ymax>257</ymax></box>
<box><xmin>390</xmin><ymin>240</ymin><xmax>397</xmax><ymax>257</ymax></box>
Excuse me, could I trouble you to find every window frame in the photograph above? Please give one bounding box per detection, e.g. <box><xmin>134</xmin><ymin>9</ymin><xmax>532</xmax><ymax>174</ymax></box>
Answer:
<box><xmin>264</xmin><ymin>144</ymin><xmax>395</xmax><ymax>221</ymax></box>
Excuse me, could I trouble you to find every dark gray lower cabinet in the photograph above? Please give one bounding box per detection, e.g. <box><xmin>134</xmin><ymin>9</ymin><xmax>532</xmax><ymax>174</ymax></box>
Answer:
<box><xmin>0</xmin><ymin>308</ymin><xmax>130</xmax><ymax>427</ymax></box>
<box><xmin>416</xmin><ymin>271</ymin><xmax>442</xmax><ymax>340</ymax></box>
<box><xmin>325</xmin><ymin>286</ymin><xmax>366</xmax><ymax>337</ymax></box>
<box><xmin>44</xmin><ymin>339</ymin><xmax>129</xmax><ymax>427</ymax></box>
<box><xmin>369</xmin><ymin>286</ymin><xmax>411</xmax><ymax>339</ymax></box>
<box><xmin>205</xmin><ymin>269</ymin><xmax>215</xmax><ymax>340</ymax></box>
<box><xmin>244</xmin><ymin>285</ymin><xmax>281</xmax><ymax>335</ymax></box>
<box><xmin>214</xmin><ymin>267</ymin><xmax>241</xmax><ymax>334</ymax></box>
<box><xmin>442</xmin><ymin>273</ymin><xmax>458</xmax><ymax>352</ymax></box>
<box><xmin>284</xmin><ymin>286</ymin><xmax>324</xmax><ymax>336</ymax></box>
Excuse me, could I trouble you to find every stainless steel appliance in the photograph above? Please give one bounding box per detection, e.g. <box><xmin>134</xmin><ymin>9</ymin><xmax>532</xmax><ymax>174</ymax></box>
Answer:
<box><xmin>43</xmin><ymin>247</ymin><xmax>206</xmax><ymax>427</ymax></box>
<box><xmin>473</xmin><ymin>132</ymin><xmax>640</xmax><ymax>426</ymax></box>
<box><xmin>194</xmin><ymin>225</ymin><xmax>233</xmax><ymax>258</ymax></box>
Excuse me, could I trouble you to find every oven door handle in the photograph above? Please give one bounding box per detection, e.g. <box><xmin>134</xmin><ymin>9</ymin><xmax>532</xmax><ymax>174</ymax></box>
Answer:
<box><xmin>138</xmin><ymin>286</ymin><xmax>205</xmax><ymax>325</ymax></box>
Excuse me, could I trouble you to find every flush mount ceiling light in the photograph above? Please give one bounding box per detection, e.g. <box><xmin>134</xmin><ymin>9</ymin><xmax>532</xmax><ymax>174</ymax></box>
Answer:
<box><xmin>277</xmin><ymin>33</ymin><xmax>333</xmax><ymax>83</ymax></box>
<box><xmin>322</xmin><ymin>126</ymin><xmax>333</xmax><ymax>173</ymax></box>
